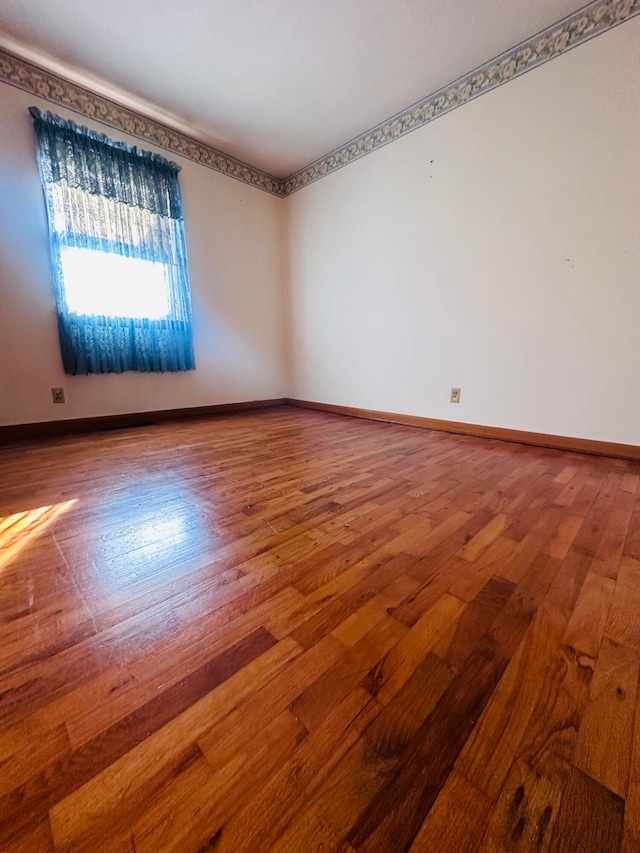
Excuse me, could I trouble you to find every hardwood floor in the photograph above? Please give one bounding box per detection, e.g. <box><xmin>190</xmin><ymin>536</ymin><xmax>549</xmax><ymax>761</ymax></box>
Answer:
<box><xmin>1</xmin><ymin>405</ymin><xmax>639</xmax><ymax>852</ymax></box>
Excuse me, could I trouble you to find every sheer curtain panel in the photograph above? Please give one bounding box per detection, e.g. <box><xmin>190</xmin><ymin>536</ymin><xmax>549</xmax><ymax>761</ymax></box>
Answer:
<box><xmin>30</xmin><ymin>107</ymin><xmax>195</xmax><ymax>374</ymax></box>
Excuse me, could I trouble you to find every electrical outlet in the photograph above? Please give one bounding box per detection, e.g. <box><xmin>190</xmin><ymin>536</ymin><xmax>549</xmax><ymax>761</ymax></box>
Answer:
<box><xmin>52</xmin><ymin>387</ymin><xmax>65</xmax><ymax>404</ymax></box>
<box><xmin>450</xmin><ymin>387</ymin><xmax>461</xmax><ymax>404</ymax></box>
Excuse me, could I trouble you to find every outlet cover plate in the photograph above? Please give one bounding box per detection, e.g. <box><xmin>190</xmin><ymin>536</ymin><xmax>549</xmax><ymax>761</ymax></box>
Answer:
<box><xmin>450</xmin><ymin>387</ymin><xmax>461</xmax><ymax>404</ymax></box>
<box><xmin>52</xmin><ymin>387</ymin><xmax>65</xmax><ymax>404</ymax></box>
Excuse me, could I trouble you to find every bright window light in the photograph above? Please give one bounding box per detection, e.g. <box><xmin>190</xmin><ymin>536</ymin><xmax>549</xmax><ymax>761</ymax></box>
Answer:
<box><xmin>60</xmin><ymin>246</ymin><xmax>171</xmax><ymax>320</ymax></box>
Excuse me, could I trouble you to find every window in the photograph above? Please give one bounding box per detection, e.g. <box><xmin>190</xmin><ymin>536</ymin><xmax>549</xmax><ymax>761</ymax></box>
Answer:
<box><xmin>30</xmin><ymin>107</ymin><xmax>195</xmax><ymax>375</ymax></box>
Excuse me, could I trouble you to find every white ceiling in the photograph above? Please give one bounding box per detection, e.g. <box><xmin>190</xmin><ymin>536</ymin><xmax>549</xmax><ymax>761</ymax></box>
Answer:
<box><xmin>0</xmin><ymin>0</ymin><xmax>590</xmax><ymax>178</ymax></box>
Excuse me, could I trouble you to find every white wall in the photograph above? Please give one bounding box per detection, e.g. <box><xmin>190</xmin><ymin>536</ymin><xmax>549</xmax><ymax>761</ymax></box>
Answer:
<box><xmin>3</xmin><ymin>19</ymin><xmax>639</xmax><ymax>442</ymax></box>
<box><xmin>0</xmin><ymin>83</ymin><xmax>286</xmax><ymax>426</ymax></box>
<box><xmin>285</xmin><ymin>18</ymin><xmax>640</xmax><ymax>446</ymax></box>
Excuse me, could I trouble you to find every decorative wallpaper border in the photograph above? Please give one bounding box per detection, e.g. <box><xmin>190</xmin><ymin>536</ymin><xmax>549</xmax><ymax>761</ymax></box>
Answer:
<box><xmin>0</xmin><ymin>50</ymin><xmax>285</xmax><ymax>196</ymax></box>
<box><xmin>282</xmin><ymin>0</ymin><xmax>640</xmax><ymax>194</ymax></box>
<box><xmin>0</xmin><ymin>0</ymin><xmax>638</xmax><ymax>198</ymax></box>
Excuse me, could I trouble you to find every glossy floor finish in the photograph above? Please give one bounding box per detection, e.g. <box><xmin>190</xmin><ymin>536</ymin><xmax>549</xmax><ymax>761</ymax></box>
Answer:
<box><xmin>1</xmin><ymin>407</ymin><xmax>640</xmax><ymax>853</ymax></box>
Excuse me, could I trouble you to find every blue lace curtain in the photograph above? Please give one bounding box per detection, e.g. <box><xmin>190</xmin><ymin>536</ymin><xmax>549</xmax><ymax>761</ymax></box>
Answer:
<box><xmin>30</xmin><ymin>107</ymin><xmax>195</xmax><ymax>374</ymax></box>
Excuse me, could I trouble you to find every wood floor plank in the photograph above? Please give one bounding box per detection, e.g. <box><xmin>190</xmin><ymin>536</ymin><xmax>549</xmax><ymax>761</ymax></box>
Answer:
<box><xmin>208</xmin><ymin>688</ymin><xmax>380</xmax><ymax>853</ymax></box>
<box><xmin>573</xmin><ymin>636</ymin><xmax>639</xmax><ymax>798</ymax></box>
<box><xmin>1</xmin><ymin>819</ymin><xmax>56</xmax><ymax>853</ymax></box>
<box><xmin>478</xmin><ymin>760</ymin><xmax>562</xmax><ymax>853</ymax></box>
<box><xmin>447</xmin><ymin>535</ymin><xmax>518</xmax><ymax>603</ymax></box>
<box><xmin>186</xmin><ymin>632</ymin><xmax>347</xmax><ymax>776</ymax></box>
<box><xmin>605</xmin><ymin>556</ymin><xmax>640</xmax><ymax>653</ymax></box>
<box><xmin>269</xmin><ymin>738</ymin><xmax>395</xmax><ymax>853</ymax></box>
<box><xmin>64</xmin><ymin>584</ymin><xmax>300</xmax><ymax>747</ymax></box>
<box><xmin>544</xmin><ymin>547</ymin><xmax>593</xmax><ymax>615</ymax></box>
<box><xmin>549</xmin><ymin>766</ymin><xmax>624</xmax><ymax>853</ymax></box>
<box><xmin>623</xmin><ymin>500</ymin><xmax>640</xmax><ymax>561</ymax></box>
<box><xmin>47</xmin><ymin>637</ymin><xmax>305</xmax><ymax>850</ymax></box>
<box><xmin>623</xmin><ymin>685</ymin><xmax>640</xmax><ymax>852</ymax></box>
<box><xmin>133</xmin><ymin>708</ymin><xmax>307</xmax><ymax>853</ymax></box>
<box><xmin>457</xmin><ymin>603</ymin><xmax>565</xmax><ymax>798</ymax></box>
<box><xmin>594</xmin><ymin>486</ymin><xmax>636</xmax><ymax>578</ymax></box>
<box><xmin>408</xmin><ymin>770</ymin><xmax>493</xmax><ymax>853</ymax></box>
<box><xmin>1</xmin><ymin>625</ymin><xmax>278</xmax><ymax>841</ymax></box>
<box><xmin>546</xmin><ymin>514</ymin><xmax>584</xmax><ymax>560</ymax></box>
<box><xmin>363</xmin><ymin>651</ymin><xmax>455</xmax><ymax>761</ymax></box>
<box><xmin>349</xmin><ymin>642</ymin><xmax>508</xmax><ymax>852</ymax></box>
<box><xmin>515</xmin><ymin>638</ymin><xmax>592</xmax><ymax>786</ymax></box>
<box><xmin>291</xmin><ymin>615</ymin><xmax>406</xmax><ymax>732</ymax></box>
<box><xmin>457</xmin><ymin>512</ymin><xmax>508</xmax><ymax>562</ymax></box>
<box><xmin>0</xmin><ymin>722</ymin><xmax>70</xmax><ymax>798</ymax></box>
<box><xmin>362</xmin><ymin>593</ymin><xmax>466</xmax><ymax>705</ymax></box>
<box><xmin>562</xmin><ymin>570</ymin><xmax>615</xmax><ymax>658</ymax></box>
<box><xmin>434</xmin><ymin>574</ymin><xmax>515</xmax><ymax>671</ymax></box>
<box><xmin>289</xmin><ymin>551</ymin><xmax>412</xmax><ymax>649</ymax></box>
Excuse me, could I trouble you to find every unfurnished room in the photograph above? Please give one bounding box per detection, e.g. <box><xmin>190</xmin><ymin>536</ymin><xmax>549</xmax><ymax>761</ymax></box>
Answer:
<box><xmin>0</xmin><ymin>1</ymin><xmax>639</xmax><ymax>851</ymax></box>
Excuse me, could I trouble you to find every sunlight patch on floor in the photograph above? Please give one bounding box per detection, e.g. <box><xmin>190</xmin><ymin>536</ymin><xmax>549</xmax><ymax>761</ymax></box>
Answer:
<box><xmin>0</xmin><ymin>500</ymin><xmax>77</xmax><ymax>571</ymax></box>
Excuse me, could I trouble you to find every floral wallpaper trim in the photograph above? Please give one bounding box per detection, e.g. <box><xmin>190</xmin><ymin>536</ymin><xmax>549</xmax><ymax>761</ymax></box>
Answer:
<box><xmin>0</xmin><ymin>49</ymin><xmax>285</xmax><ymax>196</ymax></box>
<box><xmin>0</xmin><ymin>0</ymin><xmax>637</xmax><ymax>197</ymax></box>
<box><xmin>282</xmin><ymin>0</ymin><xmax>640</xmax><ymax>194</ymax></box>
